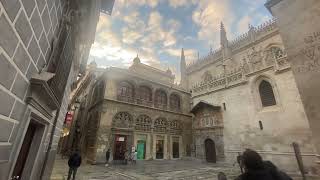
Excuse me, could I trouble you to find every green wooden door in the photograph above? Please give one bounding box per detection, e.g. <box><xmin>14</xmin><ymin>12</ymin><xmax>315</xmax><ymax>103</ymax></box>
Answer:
<box><xmin>137</xmin><ymin>141</ymin><xmax>145</xmax><ymax>160</ymax></box>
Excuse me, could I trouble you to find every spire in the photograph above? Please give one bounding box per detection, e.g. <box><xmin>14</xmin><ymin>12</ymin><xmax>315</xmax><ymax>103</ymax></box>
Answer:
<box><xmin>180</xmin><ymin>48</ymin><xmax>187</xmax><ymax>89</ymax></box>
<box><xmin>181</xmin><ymin>48</ymin><xmax>185</xmax><ymax>58</ymax></box>
<box><xmin>220</xmin><ymin>21</ymin><xmax>228</xmax><ymax>47</ymax></box>
<box><xmin>133</xmin><ymin>53</ymin><xmax>141</xmax><ymax>64</ymax></box>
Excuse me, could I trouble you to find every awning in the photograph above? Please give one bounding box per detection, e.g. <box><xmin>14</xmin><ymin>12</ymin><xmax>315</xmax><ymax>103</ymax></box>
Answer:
<box><xmin>190</xmin><ymin>101</ymin><xmax>221</xmax><ymax>114</ymax></box>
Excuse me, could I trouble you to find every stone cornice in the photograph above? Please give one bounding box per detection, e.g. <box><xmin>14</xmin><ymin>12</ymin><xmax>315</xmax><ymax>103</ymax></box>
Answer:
<box><xmin>106</xmin><ymin>67</ymin><xmax>191</xmax><ymax>94</ymax></box>
<box><xmin>265</xmin><ymin>0</ymin><xmax>283</xmax><ymax>12</ymax></box>
<box><xmin>103</xmin><ymin>98</ymin><xmax>193</xmax><ymax>117</ymax></box>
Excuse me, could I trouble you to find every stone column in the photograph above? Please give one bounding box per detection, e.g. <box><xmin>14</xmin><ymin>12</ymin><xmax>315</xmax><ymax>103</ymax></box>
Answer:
<box><xmin>266</xmin><ymin>0</ymin><xmax>320</xmax><ymax>155</ymax></box>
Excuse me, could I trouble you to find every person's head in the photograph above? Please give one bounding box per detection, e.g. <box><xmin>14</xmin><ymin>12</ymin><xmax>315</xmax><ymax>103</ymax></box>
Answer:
<box><xmin>217</xmin><ymin>172</ymin><xmax>227</xmax><ymax>180</ymax></box>
<box><xmin>242</xmin><ymin>149</ymin><xmax>264</xmax><ymax>171</ymax></box>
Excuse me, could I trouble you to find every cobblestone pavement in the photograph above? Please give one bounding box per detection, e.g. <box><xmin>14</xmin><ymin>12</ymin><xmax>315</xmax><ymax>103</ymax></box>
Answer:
<box><xmin>51</xmin><ymin>157</ymin><xmax>240</xmax><ymax>180</ymax></box>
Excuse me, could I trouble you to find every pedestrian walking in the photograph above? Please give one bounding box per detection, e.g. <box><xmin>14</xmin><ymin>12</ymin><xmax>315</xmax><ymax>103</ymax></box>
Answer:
<box><xmin>124</xmin><ymin>150</ymin><xmax>129</xmax><ymax>165</ymax></box>
<box><xmin>67</xmin><ymin>150</ymin><xmax>82</xmax><ymax>180</ymax></box>
<box><xmin>133</xmin><ymin>150</ymin><xmax>137</xmax><ymax>164</ymax></box>
<box><xmin>105</xmin><ymin>149</ymin><xmax>110</xmax><ymax>167</ymax></box>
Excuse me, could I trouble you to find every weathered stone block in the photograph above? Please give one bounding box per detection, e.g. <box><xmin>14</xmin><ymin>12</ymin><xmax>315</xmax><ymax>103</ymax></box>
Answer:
<box><xmin>50</xmin><ymin>6</ymin><xmax>58</xmax><ymax>30</ymax></box>
<box><xmin>0</xmin><ymin>89</ymin><xmax>14</xmax><ymax>116</ymax></box>
<box><xmin>15</xmin><ymin>11</ymin><xmax>33</xmax><ymax>47</ymax></box>
<box><xmin>0</xmin><ymin>14</ymin><xmax>19</xmax><ymax>57</ymax></box>
<box><xmin>47</xmin><ymin>27</ymin><xmax>54</xmax><ymax>44</ymax></box>
<box><xmin>36</xmin><ymin>54</ymin><xmax>46</xmax><ymax>70</ymax></box>
<box><xmin>36</xmin><ymin>0</ymin><xmax>46</xmax><ymax>13</ymax></box>
<box><xmin>0</xmin><ymin>119</ymin><xmax>14</xmax><ymax>142</ymax></box>
<box><xmin>13</xmin><ymin>44</ymin><xmax>31</xmax><ymax>74</ymax></box>
<box><xmin>0</xmin><ymin>144</ymin><xmax>11</xmax><ymax>161</ymax></box>
<box><xmin>30</xmin><ymin>7</ymin><xmax>43</xmax><ymax>40</ymax></box>
<box><xmin>11</xmin><ymin>73</ymin><xmax>28</xmax><ymax>100</ymax></box>
<box><xmin>41</xmin><ymin>7</ymin><xmax>51</xmax><ymax>34</ymax></box>
<box><xmin>10</xmin><ymin>100</ymin><xmax>26</xmax><ymax>122</ymax></box>
<box><xmin>0</xmin><ymin>54</ymin><xmax>16</xmax><ymax>90</ymax></box>
<box><xmin>28</xmin><ymin>37</ymin><xmax>41</xmax><ymax>63</ymax></box>
<box><xmin>46</xmin><ymin>0</ymin><xmax>53</xmax><ymax>11</ymax></box>
<box><xmin>0</xmin><ymin>0</ymin><xmax>21</xmax><ymax>21</ymax></box>
<box><xmin>39</xmin><ymin>31</ymin><xmax>49</xmax><ymax>55</ymax></box>
<box><xmin>9</xmin><ymin>123</ymin><xmax>19</xmax><ymax>143</ymax></box>
<box><xmin>21</xmin><ymin>0</ymin><xmax>35</xmax><ymax>17</ymax></box>
<box><xmin>26</xmin><ymin>61</ymin><xmax>37</xmax><ymax>80</ymax></box>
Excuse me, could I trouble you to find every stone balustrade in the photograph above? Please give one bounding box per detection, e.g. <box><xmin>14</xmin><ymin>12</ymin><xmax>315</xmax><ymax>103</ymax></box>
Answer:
<box><xmin>192</xmin><ymin>55</ymin><xmax>289</xmax><ymax>95</ymax></box>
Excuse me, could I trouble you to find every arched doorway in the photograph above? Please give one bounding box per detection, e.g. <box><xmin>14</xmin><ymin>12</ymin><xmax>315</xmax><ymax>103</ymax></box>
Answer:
<box><xmin>205</xmin><ymin>139</ymin><xmax>216</xmax><ymax>163</ymax></box>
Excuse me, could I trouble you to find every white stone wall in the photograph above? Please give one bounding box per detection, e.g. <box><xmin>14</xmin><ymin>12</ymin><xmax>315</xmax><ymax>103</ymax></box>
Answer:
<box><xmin>188</xmin><ymin>32</ymin><xmax>316</xmax><ymax>171</ymax></box>
<box><xmin>0</xmin><ymin>0</ymin><xmax>64</xmax><ymax>179</ymax></box>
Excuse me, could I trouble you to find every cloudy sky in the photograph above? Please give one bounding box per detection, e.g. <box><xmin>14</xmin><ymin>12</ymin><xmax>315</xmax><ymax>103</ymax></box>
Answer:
<box><xmin>89</xmin><ymin>0</ymin><xmax>271</xmax><ymax>82</ymax></box>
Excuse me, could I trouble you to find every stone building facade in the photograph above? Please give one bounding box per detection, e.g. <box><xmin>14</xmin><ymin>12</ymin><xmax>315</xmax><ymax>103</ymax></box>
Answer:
<box><xmin>266</xmin><ymin>0</ymin><xmax>320</xmax><ymax>171</ymax></box>
<box><xmin>186</xmin><ymin>20</ymin><xmax>317</xmax><ymax>172</ymax></box>
<box><xmin>66</xmin><ymin>56</ymin><xmax>193</xmax><ymax>164</ymax></box>
<box><xmin>0</xmin><ymin>0</ymin><xmax>113</xmax><ymax>179</ymax></box>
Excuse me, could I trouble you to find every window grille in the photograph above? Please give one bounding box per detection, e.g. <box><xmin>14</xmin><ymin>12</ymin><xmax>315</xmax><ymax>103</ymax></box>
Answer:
<box><xmin>259</xmin><ymin>80</ymin><xmax>276</xmax><ymax>107</ymax></box>
<box><xmin>154</xmin><ymin>118</ymin><xmax>167</xmax><ymax>133</ymax></box>
<box><xmin>169</xmin><ymin>94</ymin><xmax>181</xmax><ymax>111</ymax></box>
<box><xmin>135</xmin><ymin>115</ymin><xmax>152</xmax><ymax>132</ymax></box>
<box><xmin>112</xmin><ymin>112</ymin><xmax>133</xmax><ymax>128</ymax></box>
<box><xmin>155</xmin><ymin>90</ymin><xmax>167</xmax><ymax>108</ymax></box>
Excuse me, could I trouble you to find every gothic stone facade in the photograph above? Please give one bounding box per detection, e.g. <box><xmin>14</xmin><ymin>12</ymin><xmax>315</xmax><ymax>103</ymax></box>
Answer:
<box><xmin>85</xmin><ymin>59</ymin><xmax>192</xmax><ymax>163</ymax></box>
<box><xmin>186</xmin><ymin>19</ymin><xmax>317</xmax><ymax>172</ymax></box>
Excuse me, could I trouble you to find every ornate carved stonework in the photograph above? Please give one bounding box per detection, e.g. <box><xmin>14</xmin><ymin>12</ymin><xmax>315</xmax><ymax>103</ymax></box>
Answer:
<box><xmin>112</xmin><ymin>112</ymin><xmax>133</xmax><ymax>129</ymax></box>
<box><xmin>294</xmin><ymin>32</ymin><xmax>320</xmax><ymax>73</ymax></box>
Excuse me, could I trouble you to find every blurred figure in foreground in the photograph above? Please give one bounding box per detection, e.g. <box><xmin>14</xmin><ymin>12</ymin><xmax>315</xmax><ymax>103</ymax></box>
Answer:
<box><xmin>67</xmin><ymin>150</ymin><xmax>82</xmax><ymax>180</ymax></box>
<box><xmin>235</xmin><ymin>149</ymin><xmax>292</xmax><ymax>180</ymax></box>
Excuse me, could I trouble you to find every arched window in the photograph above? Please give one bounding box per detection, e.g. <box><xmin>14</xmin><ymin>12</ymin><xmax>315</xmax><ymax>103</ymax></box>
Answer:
<box><xmin>137</xmin><ymin>86</ymin><xmax>152</xmax><ymax>105</ymax></box>
<box><xmin>170</xmin><ymin>94</ymin><xmax>181</xmax><ymax>111</ymax></box>
<box><xmin>135</xmin><ymin>115</ymin><xmax>152</xmax><ymax>132</ymax></box>
<box><xmin>155</xmin><ymin>90</ymin><xmax>167</xmax><ymax>109</ymax></box>
<box><xmin>112</xmin><ymin>112</ymin><xmax>133</xmax><ymax>128</ymax></box>
<box><xmin>154</xmin><ymin>118</ymin><xmax>167</xmax><ymax>133</ymax></box>
<box><xmin>259</xmin><ymin>80</ymin><xmax>276</xmax><ymax>107</ymax></box>
<box><xmin>169</xmin><ymin>120</ymin><xmax>182</xmax><ymax>134</ymax></box>
<box><xmin>117</xmin><ymin>81</ymin><xmax>134</xmax><ymax>102</ymax></box>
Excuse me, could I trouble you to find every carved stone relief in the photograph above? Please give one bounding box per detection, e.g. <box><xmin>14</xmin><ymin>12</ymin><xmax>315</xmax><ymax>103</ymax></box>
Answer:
<box><xmin>294</xmin><ymin>32</ymin><xmax>320</xmax><ymax>73</ymax></box>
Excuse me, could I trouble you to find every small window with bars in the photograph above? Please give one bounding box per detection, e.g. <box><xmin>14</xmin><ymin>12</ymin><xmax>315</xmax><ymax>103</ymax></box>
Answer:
<box><xmin>259</xmin><ymin>80</ymin><xmax>276</xmax><ymax>107</ymax></box>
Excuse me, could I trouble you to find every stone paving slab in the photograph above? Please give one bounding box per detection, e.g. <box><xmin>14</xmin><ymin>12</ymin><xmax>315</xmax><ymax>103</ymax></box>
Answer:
<box><xmin>51</xmin><ymin>158</ymin><xmax>240</xmax><ymax>180</ymax></box>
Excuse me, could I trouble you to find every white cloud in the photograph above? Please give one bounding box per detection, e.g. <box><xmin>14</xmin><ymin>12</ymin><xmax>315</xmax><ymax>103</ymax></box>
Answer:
<box><xmin>237</xmin><ymin>15</ymin><xmax>251</xmax><ymax>34</ymax></box>
<box><xmin>164</xmin><ymin>48</ymin><xmax>197</xmax><ymax>60</ymax></box>
<box><xmin>192</xmin><ymin>0</ymin><xmax>234</xmax><ymax>47</ymax></box>
<box><xmin>167</xmin><ymin>0</ymin><xmax>197</xmax><ymax>8</ymax></box>
<box><xmin>122</xmin><ymin>27</ymin><xmax>143</xmax><ymax>44</ymax></box>
<box><xmin>140</xmin><ymin>11</ymin><xmax>179</xmax><ymax>48</ymax></box>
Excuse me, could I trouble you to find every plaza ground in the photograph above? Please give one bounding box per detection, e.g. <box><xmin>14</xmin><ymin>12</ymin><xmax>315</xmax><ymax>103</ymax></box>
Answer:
<box><xmin>50</xmin><ymin>156</ymin><xmax>319</xmax><ymax>180</ymax></box>
<box><xmin>50</xmin><ymin>156</ymin><xmax>241</xmax><ymax>180</ymax></box>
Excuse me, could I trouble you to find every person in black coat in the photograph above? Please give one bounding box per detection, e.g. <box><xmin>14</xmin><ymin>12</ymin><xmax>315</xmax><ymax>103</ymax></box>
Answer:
<box><xmin>235</xmin><ymin>149</ymin><xmax>291</xmax><ymax>180</ymax></box>
<box><xmin>67</xmin><ymin>150</ymin><xmax>82</xmax><ymax>180</ymax></box>
<box><xmin>105</xmin><ymin>149</ymin><xmax>110</xmax><ymax>166</ymax></box>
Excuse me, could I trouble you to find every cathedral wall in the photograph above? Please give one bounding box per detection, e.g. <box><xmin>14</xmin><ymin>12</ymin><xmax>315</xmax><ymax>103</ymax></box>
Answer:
<box><xmin>191</xmin><ymin>68</ymin><xmax>316</xmax><ymax>172</ymax></box>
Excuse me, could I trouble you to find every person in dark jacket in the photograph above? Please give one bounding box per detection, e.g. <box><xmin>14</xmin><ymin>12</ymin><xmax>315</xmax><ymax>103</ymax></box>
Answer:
<box><xmin>67</xmin><ymin>150</ymin><xmax>82</xmax><ymax>180</ymax></box>
<box><xmin>105</xmin><ymin>149</ymin><xmax>110</xmax><ymax>166</ymax></box>
<box><xmin>235</xmin><ymin>149</ymin><xmax>290</xmax><ymax>180</ymax></box>
<box><xmin>264</xmin><ymin>160</ymin><xmax>293</xmax><ymax>180</ymax></box>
